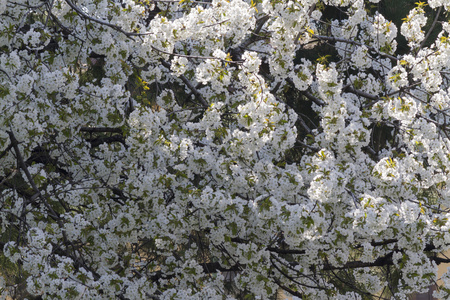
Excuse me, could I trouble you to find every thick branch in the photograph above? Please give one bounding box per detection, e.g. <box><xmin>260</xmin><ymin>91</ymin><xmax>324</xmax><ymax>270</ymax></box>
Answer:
<box><xmin>161</xmin><ymin>60</ymin><xmax>209</xmax><ymax>107</ymax></box>
<box><xmin>7</xmin><ymin>131</ymin><xmax>43</xmax><ymax>198</ymax></box>
<box><xmin>87</xmin><ymin>134</ymin><xmax>127</xmax><ymax>148</ymax></box>
<box><xmin>80</xmin><ymin>126</ymin><xmax>123</xmax><ymax>133</ymax></box>
<box><xmin>240</xmin><ymin>15</ymin><xmax>270</xmax><ymax>49</ymax></box>
<box><xmin>323</xmin><ymin>253</ymin><xmax>394</xmax><ymax>271</ymax></box>
<box><xmin>273</xmin><ymin>277</ymin><xmax>305</xmax><ymax>299</ymax></box>
<box><xmin>343</xmin><ymin>85</ymin><xmax>379</xmax><ymax>101</ymax></box>
<box><xmin>150</xmin><ymin>262</ymin><xmax>241</xmax><ymax>282</ymax></box>
<box><xmin>228</xmin><ymin>15</ymin><xmax>270</xmax><ymax>61</ymax></box>
<box><xmin>303</xmin><ymin>91</ymin><xmax>325</xmax><ymax>106</ymax></box>
<box><xmin>0</xmin><ymin>142</ymin><xmax>13</xmax><ymax>161</ymax></box>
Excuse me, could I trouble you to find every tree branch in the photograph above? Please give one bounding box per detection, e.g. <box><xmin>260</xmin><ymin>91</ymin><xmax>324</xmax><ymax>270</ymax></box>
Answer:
<box><xmin>343</xmin><ymin>85</ymin><xmax>380</xmax><ymax>101</ymax></box>
<box><xmin>161</xmin><ymin>60</ymin><xmax>209</xmax><ymax>107</ymax></box>
<box><xmin>303</xmin><ymin>91</ymin><xmax>325</xmax><ymax>106</ymax></box>
<box><xmin>80</xmin><ymin>126</ymin><xmax>123</xmax><ymax>133</ymax></box>
<box><xmin>87</xmin><ymin>135</ymin><xmax>127</xmax><ymax>148</ymax></box>
<box><xmin>312</xmin><ymin>34</ymin><xmax>398</xmax><ymax>62</ymax></box>
<box><xmin>64</xmin><ymin>0</ymin><xmax>151</xmax><ymax>38</ymax></box>
<box><xmin>7</xmin><ymin>131</ymin><xmax>60</xmax><ymax>220</ymax></box>
<box><xmin>420</xmin><ymin>6</ymin><xmax>442</xmax><ymax>49</ymax></box>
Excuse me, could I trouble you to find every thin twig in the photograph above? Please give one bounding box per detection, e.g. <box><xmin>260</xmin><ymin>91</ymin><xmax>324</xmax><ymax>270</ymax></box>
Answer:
<box><xmin>151</xmin><ymin>46</ymin><xmax>242</xmax><ymax>64</ymax></box>
<box><xmin>420</xmin><ymin>6</ymin><xmax>442</xmax><ymax>49</ymax></box>
<box><xmin>312</xmin><ymin>34</ymin><xmax>398</xmax><ymax>62</ymax></box>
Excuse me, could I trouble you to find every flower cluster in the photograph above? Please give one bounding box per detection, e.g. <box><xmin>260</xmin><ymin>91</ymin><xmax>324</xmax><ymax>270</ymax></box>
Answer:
<box><xmin>2</xmin><ymin>0</ymin><xmax>450</xmax><ymax>299</ymax></box>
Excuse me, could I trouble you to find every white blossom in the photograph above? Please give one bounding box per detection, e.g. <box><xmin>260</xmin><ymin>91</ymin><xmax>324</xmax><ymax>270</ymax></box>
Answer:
<box><xmin>2</xmin><ymin>0</ymin><xmax>450</xmax><ymax>299</ymax></box>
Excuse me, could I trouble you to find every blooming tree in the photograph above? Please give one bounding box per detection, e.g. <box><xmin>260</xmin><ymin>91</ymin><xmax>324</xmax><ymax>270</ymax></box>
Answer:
<box><xmin>1</xmin><ymin>0</ymin><xmax>450</xmax><ymax>299</ymax></box>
